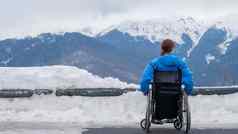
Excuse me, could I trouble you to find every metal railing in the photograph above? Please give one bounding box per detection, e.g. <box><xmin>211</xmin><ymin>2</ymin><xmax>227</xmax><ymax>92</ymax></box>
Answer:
<box><xmin>0</xmin><ymin>86</ymin><xmax>238</xmax><ymax>98</ymax></box>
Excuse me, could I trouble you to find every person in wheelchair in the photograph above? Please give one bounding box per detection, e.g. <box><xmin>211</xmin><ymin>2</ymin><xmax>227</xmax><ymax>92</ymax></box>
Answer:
<box><xmin>139</xmin><ymin>39</ymin><xmax>193</xmax><ymax>133</ymax></box>
<box><xmin>140</xmin><ymin>39</ymin><xmax>193</xmax><ymax>96</ymax></box>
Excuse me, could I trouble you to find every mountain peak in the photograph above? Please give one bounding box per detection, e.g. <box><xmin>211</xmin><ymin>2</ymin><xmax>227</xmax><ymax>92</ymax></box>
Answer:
<box><xmin>98</xmin><ymin>17</ymin><xmax>208</xmax><ymax>45</ymax></box>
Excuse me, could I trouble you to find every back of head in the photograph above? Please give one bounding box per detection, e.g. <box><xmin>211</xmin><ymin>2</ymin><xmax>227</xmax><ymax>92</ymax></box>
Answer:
<box><xmin>161</xmin><ymin>39</ymin><xmax>175</xmax><ymax>56</ymax></box>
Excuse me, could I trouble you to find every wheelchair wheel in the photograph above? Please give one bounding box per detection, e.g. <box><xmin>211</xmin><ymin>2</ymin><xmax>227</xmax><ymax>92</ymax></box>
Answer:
<box><xmin>140</xmin><ymin>118</ymin><xmax>151</xmax><ymax>130</ymax></box>
<box><xmin>174</xmin><ymin>117</ymin><xmax>182</xmax><ymax>130</ymax></box>
<box><xmin>141</xmin><ymin>90</ymin><xmax>152</xmax><ymax>133</ymax></box>
<box><xmin>184</xmin><ymin>107</ymin><xmax>191</xmax><ymax>134</ymax></box>
<box><xmin>145</xmin><ymin>110</ymin><xmax>151</xmax><ymax>133</ymax></box>
<box><xmin>182</xmin><ymin>94</ymin><xmax>191</xmax><ymax>134</ymax></box>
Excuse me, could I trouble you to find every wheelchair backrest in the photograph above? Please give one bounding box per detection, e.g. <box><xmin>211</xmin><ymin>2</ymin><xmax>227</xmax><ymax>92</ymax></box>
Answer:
<box><xmin>153</xmin><ymin>70</ymin><xmax>182</xmax><ymax>84</ymax></box>
<box><xmin>152</xmin><ymin>70</ymin><xmax>183</xmax><ymax>120</ymax></box>
<box><xmin>152</xmin><ymin>69</ymin><xmax>182</xmax><ymax>95</ymax></box>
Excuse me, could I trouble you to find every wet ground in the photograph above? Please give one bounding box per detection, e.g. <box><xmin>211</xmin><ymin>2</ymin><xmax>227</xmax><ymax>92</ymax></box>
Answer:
<box><xmin>0</xmin><ymin>122</ymin><xmax>238</xmax><ymax>134</ymax></box>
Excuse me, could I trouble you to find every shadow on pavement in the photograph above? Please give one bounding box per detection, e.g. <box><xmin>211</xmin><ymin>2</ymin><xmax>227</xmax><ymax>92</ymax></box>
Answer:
<box><xmin>83</xmin><ymin>127</ymin><xmax>238</xmax><ymax>134</ymax></box>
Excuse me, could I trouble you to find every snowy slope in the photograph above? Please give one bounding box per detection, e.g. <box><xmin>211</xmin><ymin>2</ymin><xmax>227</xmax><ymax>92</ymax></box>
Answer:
<box><xmin>99</xmin><ymin>17</ymin><xmax>208</xmax><ymax>45</ymax></box>
<box><xmin>78</xmin><ymin>27</ymin><xmax>102</xmax><ymax>37</ymax></box>
<box><xmin>98</xmin><ymin>16</ymin><xmax>238</xmax><ymax>43</ymax></box>
<box><xmin>0</xmin><ymin>66</ymin><xmax>136</xmax><ymax>90</ymax></box>
<box><xmin>98</xmin><ymin>16</ymin><xmax>238</xmax><ymax>58</ymax></box>
<box><xmin>213</xmin><ymin>15</ymin><xmax>238</xmax><ymax>38</ymax></box>
<box><xmin>211</xmin><ymin>15</ymin><xmax>238</xmax><ymax>55</ymax></box>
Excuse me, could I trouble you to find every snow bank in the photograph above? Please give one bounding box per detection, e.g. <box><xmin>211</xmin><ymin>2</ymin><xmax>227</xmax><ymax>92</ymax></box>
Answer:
<box><xmin>0</xmin><ymin>93</ymin><xmax>145</xmax><ymax>126</ymax></box>
<box><xmin>0</xmin><ymin>66</ymin><xmax>237</xmax><ymax>127</ymax></box>
<box><xmin>0</xmin><ymin>92</ymin><xmax>238</xmax><ymax>126</ymax></box>
<box><xmin>0</xmin><ymin>66</ymin><xmax>136</xmax><ymax>90</ymax></box>
<box><xmin>190</xmin><ymin>93</ymin><xmax>238</xmax><ymax>125</ymax></box>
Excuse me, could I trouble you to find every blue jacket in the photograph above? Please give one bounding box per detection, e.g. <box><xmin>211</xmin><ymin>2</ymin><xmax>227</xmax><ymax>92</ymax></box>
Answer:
<box><xmin>140</xmin><ymin>54</ymin><xmax>193</xmax><ymax>95</ymax></box>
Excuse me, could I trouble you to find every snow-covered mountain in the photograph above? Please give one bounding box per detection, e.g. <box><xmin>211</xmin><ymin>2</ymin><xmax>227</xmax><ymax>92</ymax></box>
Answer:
<box><xmin>97</xmin><ymin>16</ymin><xmax>238</xmax><ymax>85</ymax></box>
<box><xmin>99</xmin><ymin>17</ymin><xmax>207</xmax><ymax>44</ymax></box>
<box><xmin>98</xmin><ymin>16</ymin><xmax>238</xmax><ymax>57</ymax></box>
<box><xmin>99</xmin><ymin>16</ymin><xmax>238</xmax><ymax>40</ymax></box>
<box><xmin>0</xmin><ymin>16</ymin><xmax>237</xmax><ymax>86</ymax></box>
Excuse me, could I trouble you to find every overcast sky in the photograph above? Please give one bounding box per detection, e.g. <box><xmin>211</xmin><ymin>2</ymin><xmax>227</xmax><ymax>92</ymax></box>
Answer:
<box><xmin>0</xmin><ymin>0</ymin><xmax>237</xmax><ymax>38</ymax></box>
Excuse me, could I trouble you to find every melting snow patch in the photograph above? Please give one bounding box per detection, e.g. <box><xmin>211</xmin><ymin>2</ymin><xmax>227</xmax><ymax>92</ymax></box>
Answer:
<box><xmin>218</xmin><ymin>43</ymin><xmax>231</xmax><ymax>55</ymax></box>
<box><xmin>0</xmin><ymin>57</ymin><xmax>13</xmax><ymax>65</ymax></box>
<box><xmin>205</xmin><ymin>54</ymin><xmax>216</xmax><ymax>64</ymax></box>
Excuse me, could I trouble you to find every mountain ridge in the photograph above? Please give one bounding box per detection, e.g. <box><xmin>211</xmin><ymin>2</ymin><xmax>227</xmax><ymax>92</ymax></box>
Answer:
<box><xmin>0</xmin><ymin>17</ymin><xmax>237</xmax><ymax>86</ymax></box>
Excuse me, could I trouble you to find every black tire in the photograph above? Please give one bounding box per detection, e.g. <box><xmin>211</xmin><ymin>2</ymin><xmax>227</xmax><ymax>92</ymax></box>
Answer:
<box><xmin>185</xmin><ymin>108</ymin><xmax>191</xmax><ymax>134</ymax></box>
<box><xmin>145</xmin><ymin>112</ymin><xmax>151</xmax><ymax>133</ymax></box>
<box><xmin>140</xmin><ymin>119</ymin><xmax>150</xmax><ymax>130</ymax></box>
<box><xmin>174</xmin><ymin>118</ymin><xmax>182</xmax><ymax>130</ymax></box>
<box><xmin>141</xmin><ymin>91</ymin><xmax>152</xmax><ymax>133</ymax></box>
<box><xmin>140</xmin><ymin>113</ymin><xmax>151</xmax><ymax>133</ymax></box>
<box><xmin>182</xmin><ymin>94</ymin><xmax>191</xmax><ymax>134</ymax></box>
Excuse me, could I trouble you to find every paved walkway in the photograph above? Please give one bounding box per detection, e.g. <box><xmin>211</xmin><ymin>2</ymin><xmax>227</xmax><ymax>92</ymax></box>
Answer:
<box><xmin>1</xmin><ymin>122</ymin><xmax>238</xmax><ymax>134</ymax></box>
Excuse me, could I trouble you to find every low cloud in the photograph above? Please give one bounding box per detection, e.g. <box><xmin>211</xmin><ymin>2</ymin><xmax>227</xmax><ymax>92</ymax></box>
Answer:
<box><xmin>0</xmin><ymin>0</ymin><xmax>237</xmax><ymax>38</ymax></box>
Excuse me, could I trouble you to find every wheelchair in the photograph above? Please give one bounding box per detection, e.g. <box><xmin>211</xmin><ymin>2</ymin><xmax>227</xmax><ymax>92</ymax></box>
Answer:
<box><xmin>140</xmin><ymin>69</ymin><xmax>191</xmax><ymax>134</ymax></box>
